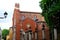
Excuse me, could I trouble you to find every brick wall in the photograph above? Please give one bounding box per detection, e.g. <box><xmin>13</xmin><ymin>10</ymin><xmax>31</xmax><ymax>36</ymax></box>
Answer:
<box><xmin>12</xmin><ymin>3</ymin><xmax>50</xmax><ymax>40</ymax></box>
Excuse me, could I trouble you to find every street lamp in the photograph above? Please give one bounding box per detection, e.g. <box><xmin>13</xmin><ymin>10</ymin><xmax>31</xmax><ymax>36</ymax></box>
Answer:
<box><xmin>0</xmin><ymin>11</ymin><xmax>8</xmax><ymax>19</ymax></box>
<box><xmin>4</xmin><ymin>12</ymin><xmax>8</xmax><ymax>18</ymax></box>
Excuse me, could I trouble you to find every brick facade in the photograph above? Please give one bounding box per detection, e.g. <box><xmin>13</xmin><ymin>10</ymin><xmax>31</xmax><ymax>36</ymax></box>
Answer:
<box><xmin>12</xmin><ymin>3</ymin><xmax>50</xmax><ymax>40</ymax></box>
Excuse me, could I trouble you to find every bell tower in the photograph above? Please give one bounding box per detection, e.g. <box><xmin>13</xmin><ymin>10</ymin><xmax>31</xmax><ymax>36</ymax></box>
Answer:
<box><xmin>13</xmin><ymin>3</ymin><xmax>20</xmax><ymax>40</ymax></box>
<box><xmin>15</xmin><ymin>3</ymin><xmax>20</xmax><ymax>9</ymax></box>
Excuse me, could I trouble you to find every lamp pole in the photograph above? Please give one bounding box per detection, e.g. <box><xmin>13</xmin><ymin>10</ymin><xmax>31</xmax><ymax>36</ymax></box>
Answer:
<box><xmin>0</xmin><ymin>11</ymin><xmax>8</xmax><ymax>40</ymax></box>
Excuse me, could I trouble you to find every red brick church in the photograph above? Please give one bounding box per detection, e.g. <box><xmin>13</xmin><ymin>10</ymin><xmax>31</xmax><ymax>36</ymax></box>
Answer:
<box><xmin>12</xmin><ymin>3</ymin><xmax>50</xmax><ymax>40</ymax></box>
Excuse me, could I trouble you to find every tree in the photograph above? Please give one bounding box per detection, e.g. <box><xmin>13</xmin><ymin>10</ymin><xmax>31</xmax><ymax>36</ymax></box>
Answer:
<box><xmin>39</xmin><ymin>0</ymin><xmax>60</xmax><ymax>40</ymax></box>
<box><xmin>2</xmin><ymin>29</ymin><xmax>9</xmax><ymax>40</ymax></box>
<box><xmin>39</xmin><ymin>0</ymin><xmax>60</xmax><ymax>28</ymax></box>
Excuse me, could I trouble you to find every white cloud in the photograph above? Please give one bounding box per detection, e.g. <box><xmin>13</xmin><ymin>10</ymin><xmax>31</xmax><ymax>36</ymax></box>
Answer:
<box><xmin>0</xmin><ymin>22</ymin><xmax>12</xmax><ymax>30</ymax></box>
<box><xmin>0</xmin><ymin>0</ymin><xmax>42</xmax><ymax>12</ymax></box>
<box><xmin>19</xmin><ymin>0</ymin><xmax>42</xmax><ymax>12</ymax></box>
<box><xmin>0</xmin><ymin>0</ymin><xmax>42</xmax><ymax>30</ymax></box>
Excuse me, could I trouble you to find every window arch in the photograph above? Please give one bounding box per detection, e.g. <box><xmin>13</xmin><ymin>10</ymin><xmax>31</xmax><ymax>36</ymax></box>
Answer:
<box><xmin>21</xmin><ymin>15</ymin><xmax>25</xmax><ymax>21</ymax></box>
<box><xmin>33</xmin><ymin>15</ymin><xmax>37</xmax><ymax>21</ymax></box>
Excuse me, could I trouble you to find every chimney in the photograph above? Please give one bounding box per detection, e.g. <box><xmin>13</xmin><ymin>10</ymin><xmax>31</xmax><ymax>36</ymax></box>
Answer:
<box><xmin>15</xmin><ymin>3</ymin><xmax>19</xmax><ymax>9</ymax></box>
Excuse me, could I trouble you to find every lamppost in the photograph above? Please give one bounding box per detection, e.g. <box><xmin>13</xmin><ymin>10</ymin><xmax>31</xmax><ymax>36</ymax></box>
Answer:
<box><xmin>0</xmin><ymin>11</ymin><xmax>8</xmax><ymax>40</ymax></box>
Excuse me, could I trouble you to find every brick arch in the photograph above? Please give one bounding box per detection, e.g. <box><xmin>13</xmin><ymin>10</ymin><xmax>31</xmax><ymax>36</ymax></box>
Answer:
<box><xmin>22</xmin><ymin>18</ymin><xmax>36</xmax><ymax>32</ymax></box>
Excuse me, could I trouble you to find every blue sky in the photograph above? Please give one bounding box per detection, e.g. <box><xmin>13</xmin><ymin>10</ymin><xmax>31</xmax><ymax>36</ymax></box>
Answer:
<box><xmin>0</xmin><ymin>0</ymin><xmax>42</xmax><ymax>30</ymax></box>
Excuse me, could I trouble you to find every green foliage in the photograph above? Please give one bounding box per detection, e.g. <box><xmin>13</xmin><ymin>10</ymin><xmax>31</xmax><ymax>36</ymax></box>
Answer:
<box><xmin>39</xmin><ymin>0</ymin><xmax>60</xmax><ymax>28</ymax></box>
<box><xmin>2</xmin><ymin>29</ymin><xmax>9</xmax><ymax>40</ymax></box>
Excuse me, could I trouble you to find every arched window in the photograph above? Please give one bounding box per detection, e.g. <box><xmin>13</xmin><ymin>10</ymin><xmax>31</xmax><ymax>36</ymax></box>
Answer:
<box><xmin>21</xmin><ymin>15</ymin><xmax>25</xmax><ymax>21</ymax></box>
<box><xmin>33</xmin><ymin>16</ymin><xmax>37</xmax><ymax>21</ymax></box>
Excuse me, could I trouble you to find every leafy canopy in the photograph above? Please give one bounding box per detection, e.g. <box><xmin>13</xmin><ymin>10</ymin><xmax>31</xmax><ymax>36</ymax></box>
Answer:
<box><xmin>2</xmin><ymin>29</ymin><xmax>9</xmax><ymax>40</ymax></box>
<box><xmin>39</xmin><ymin>0</ymin><xmax>60</xmax><ymax>28</ymax></box>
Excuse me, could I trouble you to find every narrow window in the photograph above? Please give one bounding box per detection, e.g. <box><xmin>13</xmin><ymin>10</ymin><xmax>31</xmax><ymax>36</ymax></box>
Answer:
<box><xmin>21</xmin><ymin>16</ymin><xmax>25</xmax><ymax>21</ymax></box>
<box><xmin>34</xmin><ymin>16</ymin><xmax>37</xmax><ymax>21</ymax></box>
